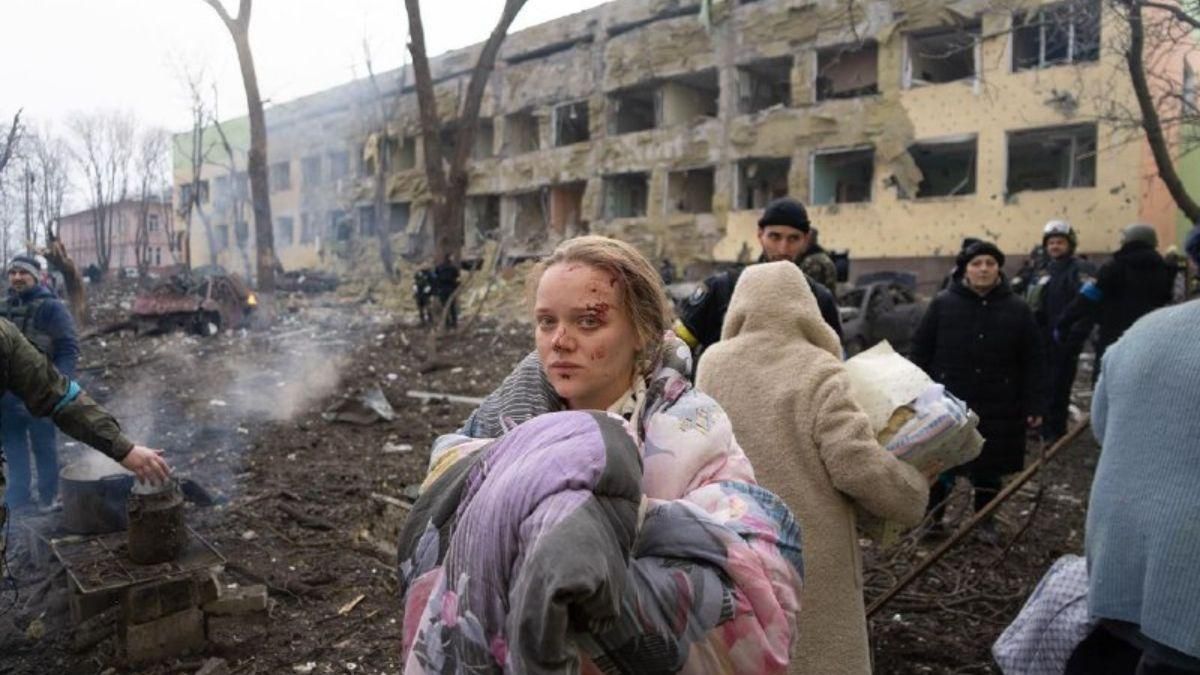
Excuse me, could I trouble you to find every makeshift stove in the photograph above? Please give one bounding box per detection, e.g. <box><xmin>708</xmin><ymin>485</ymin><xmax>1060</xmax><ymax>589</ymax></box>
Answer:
<box><xmin>51</xmin><ymin>526</ymin><xmax>229</xmax><ymax>664</ymax></box>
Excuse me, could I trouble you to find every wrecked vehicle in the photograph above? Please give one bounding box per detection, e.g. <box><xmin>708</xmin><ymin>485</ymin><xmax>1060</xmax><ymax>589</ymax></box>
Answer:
<box><xmin>131</xmin><ymin>265</ymin><xmax>256</xmax><ymax>335</ymax></box>
<box><xmin>838</xmin><ymin>272</ymin><xmax>928</xmax><ymax>357</ymax></box>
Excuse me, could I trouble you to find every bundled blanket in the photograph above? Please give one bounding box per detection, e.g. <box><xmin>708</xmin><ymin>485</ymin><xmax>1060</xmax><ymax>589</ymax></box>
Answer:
<box><xmin>399</xmin><ymin>337</ymin><xmax>803</xmax><ymax>674</ymax></box>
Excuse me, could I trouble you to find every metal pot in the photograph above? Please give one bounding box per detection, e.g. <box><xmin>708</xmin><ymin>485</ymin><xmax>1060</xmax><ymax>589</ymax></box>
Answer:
<box><xmin>59</xmin><ymin>463</ymin><xmax>134</xmax><ymax>535</ymax></box>
<box><xmin>127</xmin><ymin>479</ymin><xmax>187</xmax><ymax>565</ymax></box>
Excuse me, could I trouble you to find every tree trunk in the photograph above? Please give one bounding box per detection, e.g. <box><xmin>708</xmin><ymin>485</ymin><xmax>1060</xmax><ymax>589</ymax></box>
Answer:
<box><xmin>1125</xmin><ymin>0</ymin><xmax>1200</xmax><ymax>223</ymax></box>
<box><xmin>404</xmin><ymin>0</ymin><xmax>527</xmax><ymax>263</ymax></box>
<box><xmin>373</xmin><ymin>134</ymin><xmax>396</xmax><ymax>277</ymax></box>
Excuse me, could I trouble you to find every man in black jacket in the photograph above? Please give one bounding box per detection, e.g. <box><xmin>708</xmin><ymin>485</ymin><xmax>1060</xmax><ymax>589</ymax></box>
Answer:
<box><xmin>912</xmin><ymin>241</ymin><xmax>1047</xmax><ymax>540</ymax></box>
<box><xmin>1027</xmin><ymin>221</ymin><xmax>1095</xmax><ymax>443</ymax></box>
<box><xmin>1058</xmin><ymin>224</ymin><xmax>1172</xmax><ymax>376</ymax></box>
<box><xmin>674</xmin><ymin>198</ymin><xmax>842</xmax><ymax>360</ymax></box>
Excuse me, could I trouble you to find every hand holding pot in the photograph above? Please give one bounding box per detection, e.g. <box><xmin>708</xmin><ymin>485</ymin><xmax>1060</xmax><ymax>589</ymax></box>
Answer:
<box><xmin>121</xmin><ymin>446</ymin><xmax>170</xmax><ymax>485</ymax></box>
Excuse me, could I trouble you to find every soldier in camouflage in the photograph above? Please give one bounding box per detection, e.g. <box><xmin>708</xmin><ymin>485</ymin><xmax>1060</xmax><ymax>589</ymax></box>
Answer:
<box><xmin>0</xmin><ymin>318</ymin><xmax>168</xmax><ymax>556</ymax></box>
<box><xmin>798</xmin><ymin>226</ymin><xmax>839</xmax><ymax>292</ymax></box>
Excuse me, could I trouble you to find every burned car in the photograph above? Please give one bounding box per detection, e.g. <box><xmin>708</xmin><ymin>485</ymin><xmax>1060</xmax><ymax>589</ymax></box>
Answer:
<box><xmin>131</xmin><ymin>265</ymin><xmax>256</xmax><ymax>335</ymax></box>
<box><xmin>838</xmin><ymin>272</ymin><xmax>928</xmax><ymax>357</ymax></box>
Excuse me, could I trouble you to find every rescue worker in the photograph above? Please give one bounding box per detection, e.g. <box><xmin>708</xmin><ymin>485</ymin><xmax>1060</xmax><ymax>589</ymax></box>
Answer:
<box><xmin>911</xmin><ymin>240</ymin><xmax>1046</xmax><ymax>542</ymax></box>
<box><xmin>799</xmin><ymin>227</ymin><xmax>838</xmax><ymax>292</ymax></box>
<box><xmin>413</xmin><ymin>268</ymin><xmax>435</xmax><ymax>326</ymax></box>
<box><xmin>1058</xmin><ymin>224</ymin><xmax>1173</xmax><ymax>376</ymax></box>
<box><xmin>433</xmin><ymin>255</ymin><xmax>460</xmax><ymax>328</ymax></box>
<box><xmin>675</xmin><ymin>197</ymin><xmax>843</xmax><ymax>359</ymax></box>
<box><xmin>0</xmin><ymin>255</ymin><xmax>79</xmax><ymax>510</ymax></box>
<box><xmin>1026</xmin><ymin>221</ymin><xmax>1095</xmax><ymax>443</ymax></box>
<box><xmin>0</xmin><ymin>318</ymin><xmax>169</xmax><ymax>554</ymax></box>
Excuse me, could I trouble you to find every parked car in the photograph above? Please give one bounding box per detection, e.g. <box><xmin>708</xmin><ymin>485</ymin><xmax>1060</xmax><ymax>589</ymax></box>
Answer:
<box><xmin>838</xmin><ymin>272</ymin><xmax>928</xmax><ymax>357</ymax></box>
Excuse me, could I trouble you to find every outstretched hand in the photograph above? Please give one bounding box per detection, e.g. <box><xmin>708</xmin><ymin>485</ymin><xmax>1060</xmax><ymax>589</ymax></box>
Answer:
<box><xmin>120</xmin><ymin>446</ymin><xmax>171</xmax><ymax>485</ymax></box>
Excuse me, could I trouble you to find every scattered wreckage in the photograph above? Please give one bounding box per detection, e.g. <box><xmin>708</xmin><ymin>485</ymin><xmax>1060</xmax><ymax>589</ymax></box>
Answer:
<box><xmin>130</xmin><ymin>266</ymin><xmax>256</xmax><ymax>335</ymax></box>
<box><xmin>838</xmin><ymin>272</ymin><xmax>928</xmax><ymax>357</ymax></box>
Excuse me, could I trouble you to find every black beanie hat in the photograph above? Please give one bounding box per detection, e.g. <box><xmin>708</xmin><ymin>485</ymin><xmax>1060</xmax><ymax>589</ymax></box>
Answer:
<box><xmin>960</xmin><ymin>237</ymin><xmax>982</xmax><ymax>253</ymax></box>
<box><xmin>956</xmin><ymin>240</ymin><xmax>1005</xmax><ymax>272</ymax></box>
<box><xmin>758</xmin><ymin>197</ymin><xmax>810</xmax><ymax>232</ymax></box>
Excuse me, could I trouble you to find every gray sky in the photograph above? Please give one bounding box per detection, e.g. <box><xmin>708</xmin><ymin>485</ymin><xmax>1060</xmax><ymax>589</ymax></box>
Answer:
<box><xmin>1</xmin><ymin>0</ymin><xmax>606</xmax><ymax>135</ymax></box>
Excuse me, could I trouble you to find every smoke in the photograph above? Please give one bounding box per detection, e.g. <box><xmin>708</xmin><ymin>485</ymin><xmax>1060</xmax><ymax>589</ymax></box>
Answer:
<box><xmin>60</xmin><ymin>448</ymin><xmax>131</xmax><ymax>482</ymax></box>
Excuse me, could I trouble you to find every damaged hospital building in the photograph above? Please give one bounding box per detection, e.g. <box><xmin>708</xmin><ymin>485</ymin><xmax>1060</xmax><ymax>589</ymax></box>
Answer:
<box><xmin>173</xmin><ymin>0</ymin><xmax>1200</xmax><ymax>284</ymax></box>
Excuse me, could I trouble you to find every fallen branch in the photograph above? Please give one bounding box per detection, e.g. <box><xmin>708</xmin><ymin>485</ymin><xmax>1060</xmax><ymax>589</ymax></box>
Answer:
<box><xmin>866</xmin><ymin>417</ymin><xmax>1090</xmax><ymax>618</ymax></box>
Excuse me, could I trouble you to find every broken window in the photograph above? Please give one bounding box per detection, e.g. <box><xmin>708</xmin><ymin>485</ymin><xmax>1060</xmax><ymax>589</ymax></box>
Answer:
<box><xmin>811</xmin><ymin>148</ymin><xmax>874</xmax><ymax>204</ymax></box>
<box><xmin>604</xmin><ymin>172</ymin><xmax>649</xmax><ymax>219</ymax></box>
<box><xmin>504</xmin><ymin>111</ymin><xmax>540</xmax><ymax>155</ymax></box>
<box><xmin>549</xmin><ymin>182</ymin><xmax>586</xmax><ymax>235</ymax></box>
<box><xmin>215</xmin><ymin>223</ymin><xmax>230</xmax><ymax>251</ymax></box>
<box><xmin>302</xmin><ymin>156</ymin><xmax>322</xmax><ymax>186</ymax></box>
<box><xmin>738</xmin><ymin>57</ymin><xmax>792</xmax><ymax>113</ymax></box>
<box><xmin>213</xmin><ymin>175</ymin><xmax>230</xmax><ymax>203</ymax></box>
<box><xmin>329</xmin><ymin>151</ymin><xmax>350</xmax><ymax>181</ymax></box>
<box><xmin>270</xmin><ymin>161</ymin><xmax>291</xmax><ymax>192</ymax></box>
<box><xmin>358</xmin><ymin>205</ymin><xmax>377</xmax><ymax>236</ymax></box>
<box><xmin>905</xmin><ymin>24</ymin><xmax>979</xmax><ymax>87</ymax></box>
<box><xmin>466</xmin><ymin>195</ymin><xmax>501</xmax><ymax>241</ymax></box>
<box><xmin>388</xmin><ymin>202</ymin><xmax>411</xmax><ymax>233</ymax></box>
<box><xmin>666</xmin><ymin>167</ymin><xmax>715</xmax><ymax>214</ymax></box>
<box><xmin>660</xmin><ymin>70</ymin><xmax>719</xmax><ymax>125</ymax></box>
<box><xmin>331</xmin><ymin>210</ymin><xmax>352</xmax><ymax>241</ymax></box>
<box><xmin>907</xmin><ymin>137</ymin><xmax>977</xmax><ymax>198</ymax></box>
<box><xmin>388</xmin><ymin>137</ymin><xmax>416</xmax><ymax>171</ymax></box>
<box><xmin>1013</xmin><ymin>0</ymin><xmax>1100</xmax><ymax>71</ymax></box>
<box><xmin>300</xmin><ymin>213</ymin><xmax>318</xmax><ymax>244</ymax></box>
<box><xmin>816</xmin><ymin>42</ymin><xmax>879</xmax><ymax>101</ymax></box>
<box><xmin>438</xmin><ymin>127</ymin><xmax>458</xmax><ymax>162</ymax></box>
<box><xmin>554</xmin><ymin>101</ymin><xmax>589</xmax><ymax>146</ymax></box>
<box><xmin>513</xmin><ymin>191</ymin><xmax>548</xmax><ymax>240</ymax></box>
<box><xmin>275</xmin><ymin>216</ymin><xmax>294</xmax><ymax>246</ymax></box>
<box><xmin>235</xmin><ymin>220</ymin><xmax>249</xmax><ymax>246</ymax></box>
<box><xmin>736</xmin><ymin>158</ymin><xmax>790</xmax><ymax>210</ymax></box>
<box><xmin>1007</xmin><ymin>123</ymin><xmax>1097</xmax><ymax>193</ymax></box>
<box><xmin>473</xmin><ymin>120</ymin><xmax>495</xmax><ymax>159</ymax></box>
<box><xmin>609</xmin><ymin>83</ymin><xmax>657</xmax><ymax>134</ymax></box>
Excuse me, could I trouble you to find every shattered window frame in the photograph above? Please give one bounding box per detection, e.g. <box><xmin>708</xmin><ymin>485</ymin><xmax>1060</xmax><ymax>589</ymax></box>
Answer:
<box><xmin>815</xmin><ymin>41</ymin><xmax>880</xmax><ymax>102</ymax></box>
<box><xmin>603</xmin><ymin>172</ymin><xmax>650</xmax><ymax>219</ymax></box>
<box><xmin>553</xmin><ymin>100</ymin><xmax>590</xmax><ymax>147</ymax></box>
<box><xmin>665</xmin><ymin>166</ymin><xmax>716</xmax><ymax>214</ymax></box>
<box><xmin>906</xmin><ymin>136</ymin><xmax>978</xmax><ymax>199</ymax></box>
<box><xmin>269</xmin><ymin>161</ymin><xmax>292</xmax><ymax>192</ymax></box>
<box><xmin>1005</xmin><ymin>123</ymin><xmax>1098</xmax><ymax>194</ymax></box>
<box><xmin>503</xmin><ymin>110</ymin><xmax>541</xmax><ymax>155</ymax></box>
<box><xmin>1011</xmin><ymin>0</ymin><xmax>1101</xmax><ymax>72</ymax></box>
<box><xmin>737</xmin><ymin>56</ymin><xmax>793</xmax><ymax>114</ymax></box>
<box><xmin>903</xmin><ymin>23</ymin><xmax>981</xmax><ymax>88</ymax></box>
<box><xmin>608</xmin><ymin>83</ymin><xmax>658</xmax><ymax>135</ymax></box>
<box><xmin>735</xmin><ymin>157</ymin><xmax>791</xmax><ymax>210</ymax></box>
<box><xmin>810</xmin><ymin>146</ymin><xmax>875</xmax><ymax>205</ymax></box>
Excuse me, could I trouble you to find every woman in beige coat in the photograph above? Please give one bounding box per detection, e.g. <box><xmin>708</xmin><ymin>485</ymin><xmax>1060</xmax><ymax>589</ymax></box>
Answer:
<box><xmin>696</xmin><ymin>261</ymin><xmax>929</xmax><ymax>675</ymax></box>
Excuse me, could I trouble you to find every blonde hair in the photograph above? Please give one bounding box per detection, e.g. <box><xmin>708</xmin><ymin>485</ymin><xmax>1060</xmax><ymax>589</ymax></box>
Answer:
<box><xmin>528</xmin><ymin>236</ymin><xmax>672</xmax><ymax>373</ymax></box>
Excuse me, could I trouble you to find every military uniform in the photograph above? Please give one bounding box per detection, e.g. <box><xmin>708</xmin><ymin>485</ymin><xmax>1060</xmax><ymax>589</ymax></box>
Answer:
<box><xmin>799</xmin><ymin>248</ymin><xmax>838</xmax><ymax>292</ymax></box>
<box><xmin>675</xmin><ymin>262</ymin><xmax>843</xmax><ymax>355</ymax></box>
<box><xmin>0</xmin><ymin>318</ymin><xmax>133</xmax><ymax>554</ymax></box>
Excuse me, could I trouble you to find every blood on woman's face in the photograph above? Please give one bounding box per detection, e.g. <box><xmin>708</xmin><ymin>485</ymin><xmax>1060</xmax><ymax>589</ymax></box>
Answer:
<box><xmin>534</xmin><ymin>262</ymin><xmax>640</xmax><ymax>411</ymax></box>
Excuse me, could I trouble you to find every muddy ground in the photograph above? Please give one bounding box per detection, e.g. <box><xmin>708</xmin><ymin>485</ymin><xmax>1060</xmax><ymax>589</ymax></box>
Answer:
<box><xmin>0</xmin><ymin>280</ymin><xmax>1097</xmax><ymax>674</ymax></box>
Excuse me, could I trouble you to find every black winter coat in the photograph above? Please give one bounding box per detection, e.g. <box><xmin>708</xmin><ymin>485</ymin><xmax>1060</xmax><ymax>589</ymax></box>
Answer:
<box><xmin>911</xmin><ymin>280</ymin><xmax>1047</xmax><ymax>476</ymax></box>
<box><xmin>1058</xmin><ymin>241</ymin><xmax>1172</xmax><ymax>353</ymax></box>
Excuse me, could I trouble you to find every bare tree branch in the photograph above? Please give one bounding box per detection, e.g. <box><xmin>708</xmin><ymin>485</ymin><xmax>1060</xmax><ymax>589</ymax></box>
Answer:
<box><xmin>0</xmin><ymin>109</ymin><xmax>23</xmax><ymax>177</ymax></box>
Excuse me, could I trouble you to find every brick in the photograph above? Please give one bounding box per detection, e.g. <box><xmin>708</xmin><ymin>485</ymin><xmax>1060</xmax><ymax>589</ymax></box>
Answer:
<box><xmin>122</xmin><ymin>607</ymin><xmax>206</xmax><ymax>665</ymax></box>
<box><xmin>202</xmin><ymin>584</ymin><xmax>267</xmax><ymax>616</ymax></box>
<box><xmin>68</xmin><ymin>580</ymin><xmax>122</xmax><ymax>624</ymax></box>
<box><xmin>197</xmin><ymin>570</ymin><xmax>222</xmax><ymax>606</ymax></box>
<box><xmin>124</xmin><ymin>576</ymin><xmax>198</xmax><ymax>624</ymax></box>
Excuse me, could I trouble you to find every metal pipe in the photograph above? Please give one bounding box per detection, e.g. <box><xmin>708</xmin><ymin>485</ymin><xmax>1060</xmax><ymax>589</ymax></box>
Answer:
<box><xmin>866</xmin><ymin>416</ymin><xmax>1092</xmax><ymax>618</ymax></box>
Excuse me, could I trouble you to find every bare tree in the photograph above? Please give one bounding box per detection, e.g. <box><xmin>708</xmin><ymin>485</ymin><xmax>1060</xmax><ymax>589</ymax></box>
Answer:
<box><xmin>29</xmin><ymin>127</ymin><xmax>70</xmax><ymax>243</ymax></box>
<box><xmin>404</xmin><ymin>0</ymin><xmax>527</xmax><ymax>263</ymax></box>
<box><xmin>133</xmin><ymin>127</ymin><xmax>170</xmax><ymax>277</ymax></box>
<box><xmin>0</xmin><ymin>109</ymin><xmax>22</xmax><ymax>178</ymax></box>
<box><xmin>201</xmin><ymin>0</ymin><xmax>277</xmax><ymax>304</ymax></box>
<box><xmin>176</xmin><ymin>68</ymin><xmax>220</xmax><ymax>268</ymax></box>
<box><xmin>362</xmin><ymin>42</ymin><xmax>406</xmax><ymax>278</ymax></box>
<box><xmin>69</xmin><ymin>110</ymin><xmax>135</xmax><ymax>275</ymax></box>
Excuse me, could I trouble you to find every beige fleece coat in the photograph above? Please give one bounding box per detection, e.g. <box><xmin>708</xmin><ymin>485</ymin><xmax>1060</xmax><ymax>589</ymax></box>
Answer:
<box><xmin>696</xmin><ymin>261</ymin><xmax>929</xmax><ymax>675</ymax></box>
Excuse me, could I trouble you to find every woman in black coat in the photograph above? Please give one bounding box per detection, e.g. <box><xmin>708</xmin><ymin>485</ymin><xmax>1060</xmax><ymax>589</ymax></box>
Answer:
<box><xmin>911</xmin><ymin>241</ymin><xmax>1047</xmax><ymax>536</ymax></box>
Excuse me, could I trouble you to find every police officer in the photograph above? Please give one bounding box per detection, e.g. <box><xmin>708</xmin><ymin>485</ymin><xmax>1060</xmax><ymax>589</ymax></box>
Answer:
<box><xmin>1058</xmin><ymin>223</ymin><xmax>1173</xmax><ymax>377</ymax></box>
<box><xmin>1025</xmin><ymin>221</ymin><xmax>1095</xmax><ymax>443</ymax></box>
<box><xmin>0</xmin><ymin>255</ymin><xmax>79</xmax><ymax>510</ymax></box>
<box><xmin>0</xmin><ymin>317</ymin><xmax>169</xmax><ymax>552</ymax></box>
<box><xmin>675</xmin><ymin>197</ymin><xmax>842</xmax><ymax>358</ymax></box>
